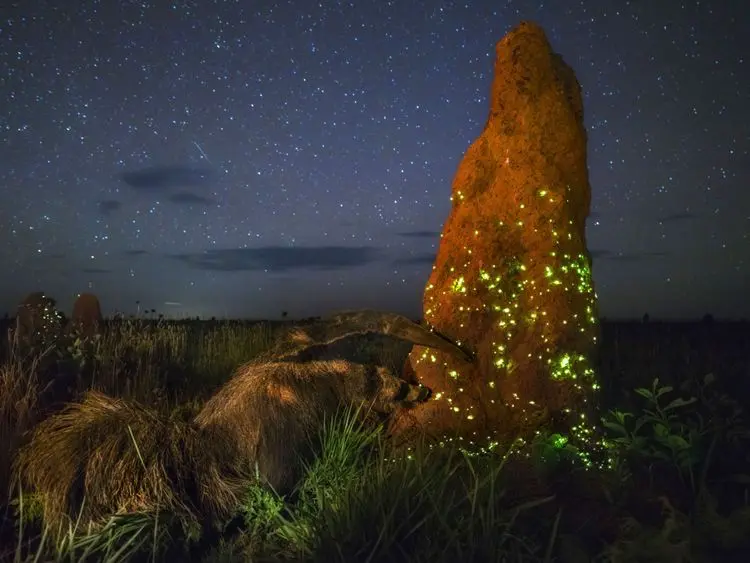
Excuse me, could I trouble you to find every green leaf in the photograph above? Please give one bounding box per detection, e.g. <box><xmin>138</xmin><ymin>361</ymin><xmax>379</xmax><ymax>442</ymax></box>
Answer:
<box><xmin>634</xmin><ymin>388</ymin><xmax>655</xmax><ymax>401</ymax></box>
<box><xmin>602</xmin><ymin>422</ymin><xmax>628</xmax><ymax>436</ymax></box>
<box><xmin>612</xmin><ymin>410</ymin><xmax>632</xmax><ymax>424</ymax></box>
<box><xmin>656</xmin><ymin>385</ymin><xmax>674</xmax><ymax>397</ymax></box>
<box><xmin>642</xmin><ymin>409</ymin><xmax>660</xmax><ymax>421</ymax></box>
<box><xmin>611</xmin><ymin>437</ymin><xmax>632</xmax><ymax>446</ymax></box>
<box><xmin>667</xmin><ymin>435</ymin><xmax>691</xmax><ymax>450</ymax></box>
<box><xmin>663</xmin><ymin>397</ymin><xmax>697</xmax><ymax>412</ymax></box>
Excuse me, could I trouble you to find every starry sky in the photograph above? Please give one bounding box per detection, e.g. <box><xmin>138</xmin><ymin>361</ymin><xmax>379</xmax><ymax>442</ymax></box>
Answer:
<box><xmin>1</xmin><ymin>1</ymin><xmax>748</xmax><ymax>321</ymax></box>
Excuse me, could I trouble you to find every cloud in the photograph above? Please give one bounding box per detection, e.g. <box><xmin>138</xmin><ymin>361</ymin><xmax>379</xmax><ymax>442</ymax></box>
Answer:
<box><xmin>118</xmin><ymin>165</ymin><xmax>214</xmax><ymax>192</ymax></box>
<box><xmin>657</xmin><ymin>212</ymin><xmax>697</xmax><ymax>223</ymax></box>
<box><xmin>396</xmin><ymin>230</ymin><xmax>440</xmax><ymax>239</ymax></box>
<box><xmin>122</xmin><ymin>249</ymin><xmax>148</xmax><ymax>257</ymax></box>
<box><xmin>81</xmin><ymin>267</ymin><xmax>112</xmax><ymax>274</ymax></box>
<box><xmin>590</xmin><ymin>249</ymin><xmax>669</xmax><ymax>263</ymax></box>
<box><xmin>98</xmin><ymin>200</ymin><xmax>122</xmax><ymax>216</ymax></box>
<box><xmin>167</xmin><ymin>191</ymin><xmax>215</xmax><ymax>206</ymax></box>
<box><xmin>392</xmin><ymin>252</ymin><xmax>437</xmax><ymax>265</ymax></box>
<box><xmin>171</xmin><ymin>246</ymin><xmax>383</xmax><ymax>272</ymax></box>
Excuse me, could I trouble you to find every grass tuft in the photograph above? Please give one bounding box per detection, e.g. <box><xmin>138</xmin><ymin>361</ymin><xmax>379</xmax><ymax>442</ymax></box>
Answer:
<box><xmin>1</xmin><ymin>317</ymin><xmax>750</xmax><ymax>562</ymax></box>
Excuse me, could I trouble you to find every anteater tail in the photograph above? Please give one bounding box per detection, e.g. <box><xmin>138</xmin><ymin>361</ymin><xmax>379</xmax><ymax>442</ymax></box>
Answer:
<box><xmin>12</xmin><ymin>391</ymin><xmax>250</xmax><ymax>533</ymax></box>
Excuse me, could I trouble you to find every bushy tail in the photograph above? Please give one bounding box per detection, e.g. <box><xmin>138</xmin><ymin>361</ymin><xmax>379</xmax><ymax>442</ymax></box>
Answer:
<box><xmin>255</xmin><ymin>309</ymin><xmax>475</xmax><ymax>364</ymax></box>
<box><xmin>12</xmin><ymin>391</ymin><xmax>250</xmax><ymax>533</ymax></box>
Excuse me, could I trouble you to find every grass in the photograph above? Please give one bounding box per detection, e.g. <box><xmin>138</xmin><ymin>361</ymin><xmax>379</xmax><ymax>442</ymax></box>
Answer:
<box><xmin>1</xmin><ymin>316</ymin><xmax>750</xmax><ymax>562</ymax></box>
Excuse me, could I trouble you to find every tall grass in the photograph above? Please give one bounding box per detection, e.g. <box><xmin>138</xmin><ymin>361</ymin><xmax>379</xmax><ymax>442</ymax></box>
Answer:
<box><xmin>10</xmin><ymin>406</ymin><xmax>561</xmax><ymax>563</ymax></box>
<box><xmin>72</xmin><ymin>320</ymin><xmax>277</xmax><ymax>404</ymax></box>
<box><xmin>285</xmin><ymin>429</ymin><xmax>557</xmax><ymax>562</ymax></box>
<box><xmin>3</xmin><ymin>318</ymin><xmax>750</xmax><ymax>562</ymax></box>
<box><xmin>0</xmin><ymin>320</ymin><xmax>277</xmax><ymax>515</ymax></box>
<box><xmin>0</xmin><ymin>331</ymin><xmax>56</xmax><ymax>510</ymax></box>
<box><xmin>202</xmin><ymin>407</ymin><xmax>560</xmax><ymax>563</ymax></box>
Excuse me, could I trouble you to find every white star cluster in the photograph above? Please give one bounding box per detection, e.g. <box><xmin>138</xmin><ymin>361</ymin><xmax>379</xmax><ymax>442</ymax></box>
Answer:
<box><xmin>0</xmin><ymin>1</ymin><xmax>747</xmax><ymax>319</ymax></box>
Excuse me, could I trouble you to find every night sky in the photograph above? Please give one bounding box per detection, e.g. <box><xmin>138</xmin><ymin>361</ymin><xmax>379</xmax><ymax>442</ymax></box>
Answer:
<box><xmin>1</xmin><ymin>1</ymin><xmax>748</xmax><ymax>321</ymax></box>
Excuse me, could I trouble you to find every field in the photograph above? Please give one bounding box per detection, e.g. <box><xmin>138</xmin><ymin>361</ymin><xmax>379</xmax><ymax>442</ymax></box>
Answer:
<box><xmin>1</xmin><ymin>316</ymin><xmax>749</xmax><ymax>562</ymax></box>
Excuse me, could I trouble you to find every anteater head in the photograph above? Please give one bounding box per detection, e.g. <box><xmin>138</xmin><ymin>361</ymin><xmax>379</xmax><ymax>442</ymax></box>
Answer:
<box><xmin>350</xmin><ymin>364</ymin><xmax>432</xmax><ymax>414</ymax></box>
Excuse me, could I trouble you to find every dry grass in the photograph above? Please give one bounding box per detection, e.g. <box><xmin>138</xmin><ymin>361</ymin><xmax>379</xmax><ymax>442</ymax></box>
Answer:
<box><xmin>3</xmin><ymin>316</ymin><xmax>749</xmax><ymax>562</ymax></box>
<box><xmin>12</xmin><ymin>390</ymin><xmax>251</xmax><ymax>536</ymax></box>
<box><xmin>7</xmin><ymin>314</ymin><xmax>438</xmax><ymax>537</ymax></box>
<box><xmin>0</xmin><ymin>332</ymin><xmax>54</xmax><ymax>508</ymax></box>
<box><xmin>0</xmin><ymin>318</ymin><xmax>279</xmax><ymax>541</ymax></box>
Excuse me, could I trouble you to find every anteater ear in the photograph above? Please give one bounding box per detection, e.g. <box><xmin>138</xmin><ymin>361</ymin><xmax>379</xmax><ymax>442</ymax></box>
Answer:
<box><xmin>393</xmin><ymin>380</ymin><xmax>413</xmax><ymax>402</ymax></box>
<box><xmin>416</xmin><ymin>385</ymin><xmax>432</xmax><ymax>402</ymax></box>
<box><xmin>393</xmin><ymin>381</ymin><xmax>432</xmax><ymax>403</ymax></box>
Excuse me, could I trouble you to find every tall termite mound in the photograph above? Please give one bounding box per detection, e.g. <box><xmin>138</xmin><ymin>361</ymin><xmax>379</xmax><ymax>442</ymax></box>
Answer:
<box><xmin>392</xmin><ymin>22</ymin><xmax>600</xmax><ymax>454</ymax></box>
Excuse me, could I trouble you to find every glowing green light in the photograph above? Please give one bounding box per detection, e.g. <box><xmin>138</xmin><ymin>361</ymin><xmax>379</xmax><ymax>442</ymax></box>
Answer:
<box><xmin>551</xmin><ymin>433</ymin><xmax>568</xmax><ymax>448</ymax></box>
<box><xmin>416</xmin><ymin>183</ymin><xmax>602</xmax><ymax>466</ymax></box>
<box><xmin>451</xmin><ymin>276</ymin><xmax>467</xmax><ymax>293</ymax></box>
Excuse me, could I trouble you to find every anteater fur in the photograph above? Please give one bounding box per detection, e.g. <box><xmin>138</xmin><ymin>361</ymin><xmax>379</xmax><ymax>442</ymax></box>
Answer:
<box><xmin>12</xmin><ymin>310</ymin><xmax>472</xmax><ymax>534</ymax></box>
<box><xmin>194</xmin><ymin>358</ymin><xmax>430</xmax><ymax>493</ymax></box>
